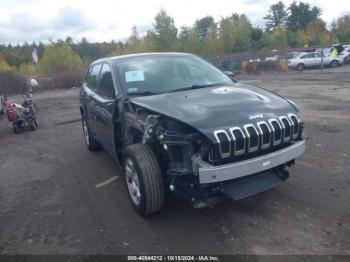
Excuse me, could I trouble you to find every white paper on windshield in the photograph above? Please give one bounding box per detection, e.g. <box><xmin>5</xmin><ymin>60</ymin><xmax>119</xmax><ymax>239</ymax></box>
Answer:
<box><xmin>125</xmin><ymin>70</ymin><xmax>145</xmax><ymax>82</ymax></box>
<box><xmin>128</xmin><ymin>87</ymin><xmax>138</xmax><ymax>93</ymax></box>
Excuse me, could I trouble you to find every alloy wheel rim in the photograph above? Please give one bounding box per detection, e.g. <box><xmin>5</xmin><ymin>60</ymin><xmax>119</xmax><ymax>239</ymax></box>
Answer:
<box><xmin>125</xmin><ymin>158</ymin><xmax>141</xmax><ymax>205</ymax></box>
<box><xmin>83</xmin><ymin>119</ymin><xmax>89</xmax><ymax>146</ymax></box>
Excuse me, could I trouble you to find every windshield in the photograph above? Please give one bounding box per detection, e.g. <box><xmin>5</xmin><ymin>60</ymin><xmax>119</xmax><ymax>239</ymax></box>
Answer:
<box><xmin>116</xmin><ymin>55</ymin><xmax>234</xmax><ymax>95</ymax></box>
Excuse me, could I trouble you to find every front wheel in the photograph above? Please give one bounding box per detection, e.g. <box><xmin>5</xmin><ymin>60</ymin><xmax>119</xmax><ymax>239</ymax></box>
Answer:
<box><xmin>330</xmin><ymin>60</ymin><xmax>338</xmax><ymax>68</ymax></box>
<box><xmin>297</xmin><ymin>63</ymin><xmax>304</xmax><ymax>71</ymax></box>
<box><xmin>123</xmin><ymin>143</ymin><xmax>165</xmax><ymax>216</ymax></box>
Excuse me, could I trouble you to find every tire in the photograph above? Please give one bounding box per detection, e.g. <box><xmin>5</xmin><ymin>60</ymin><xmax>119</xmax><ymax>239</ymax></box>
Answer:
<box><xmin>123</xmin><ymin>143</ymin><xmax>165</xmax><ymax>216</ymax></box>
<box><xmin>29</xmin><ymin>119</ymin><xmax>37</xmax><ymax>131</ymax></box>
<box><xmin>82</xmin><ymin>116</ymin><xmax>101</xmax><ymax>151</ymax></box>
<box><xmin>34</xmin><ymin>117</ymin><xmax>39</xmax><ymax>128</ymax></box>
<box><xmin>13</xmin><ymin>123</ymin><xmax>20</xmax><ymax>134</ymax></box>
<box><xmin>32</xmin><ymin>105</ymin><xmax>39</xmax><ymax>128</ymax></box>
<box><xmin>297</xmin><ymin>63</ymin><xmax>304</xmax><ymax>72</ymax></box>
<box><xmin>330</xmin><ymin>60</ymin><xmax>338</xmax><ymax>68</ymax></box>
<box><xmin>33</xmin><ymin>103</ymin><xmax>39</xmax><ymax>112</ymax></box>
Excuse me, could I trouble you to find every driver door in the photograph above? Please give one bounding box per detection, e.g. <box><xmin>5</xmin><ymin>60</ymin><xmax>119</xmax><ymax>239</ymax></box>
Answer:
<box><xmin>94</xmin><ymin>63</ymin><xmax>120</xmax><ymax>158</ymax></box>
<box><xmin>301</xmin><ymin>53</ymin><xmax>314</xmax><ymax>67</ymax></box>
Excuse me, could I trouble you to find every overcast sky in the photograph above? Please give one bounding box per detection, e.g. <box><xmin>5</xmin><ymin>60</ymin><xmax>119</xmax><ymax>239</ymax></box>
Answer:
<box><xmin>0</xmin><ymin>0</ymin><xmax>348</xmax><ymax>45</ymax></box>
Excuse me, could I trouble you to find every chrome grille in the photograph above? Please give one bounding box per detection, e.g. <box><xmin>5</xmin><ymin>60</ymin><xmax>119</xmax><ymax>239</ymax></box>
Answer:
<box><xmin>288</xmin><ymin>113</ymin><xmax>300</xmax><ymax>139</ymax></box>
<box><xmin>213</xmin><ymin>130</ymin><xmax>231</xmax><ymax>158</ymax></box>
<box><xmin>213</xmin><ymin>114</ymin><xmax>300</xmax><ymax>158</ymax></box>
<box><xmin>229</xmin><ymin>127</ymin><xmax>245</xmax><ymax>155</ymax></box>
<box><xmin>279</xmin><ymin>116</ymin><xmax>292</xmax><ymax>142</ymax></box>
<box><xmin>269</xmin><ymin>119</ymin><xmax>282</xmax><ymax>145</ymax></box>
<box><xmin>257</xmin><ymin>121</ymin><xmax>271</xmax><ymax>149</ymax></box>
<box><xmin>244</xmin><ymin>124</ymin><xmax>259</xmax><ymax>152</ymax></box>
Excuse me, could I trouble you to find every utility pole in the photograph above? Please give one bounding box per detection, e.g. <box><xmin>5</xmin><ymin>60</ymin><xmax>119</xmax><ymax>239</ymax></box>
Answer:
<box><xmin>321</xmin><ymin>46</ymin><xmax>324</xmax><ymax>73</ymax></box>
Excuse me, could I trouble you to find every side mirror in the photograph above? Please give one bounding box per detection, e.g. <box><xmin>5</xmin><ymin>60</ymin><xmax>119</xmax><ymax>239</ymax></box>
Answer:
<box><xmin>224</xmin><ymin>71</ymin><xmax>235</xmax><ymax>79</ymax></box>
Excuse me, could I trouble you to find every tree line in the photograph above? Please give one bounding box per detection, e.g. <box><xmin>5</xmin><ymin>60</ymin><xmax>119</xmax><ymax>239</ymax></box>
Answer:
<box><xmin>0</xmin><ymin>1</ymin><xmax>349</xmax><ymax>92</ymax></box>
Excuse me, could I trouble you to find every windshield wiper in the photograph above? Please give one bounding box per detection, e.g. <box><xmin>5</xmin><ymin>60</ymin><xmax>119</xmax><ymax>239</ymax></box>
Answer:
<box><xmin>127</xmin><ymin>82</ymin><xmax>230</xmax><ymax>96</ymax></box>
<box><xmin>127</xmin><ymin>91</ymin><xmax>157</xmax><ymax>96</ymax></box>
<box><xmin>166</xmin><ymin>82</ymin><xmax>228</xmax><ymax>94</ymax></box>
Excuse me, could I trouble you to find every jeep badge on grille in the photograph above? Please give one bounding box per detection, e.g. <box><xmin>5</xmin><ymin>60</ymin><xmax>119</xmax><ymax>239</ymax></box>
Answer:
<box><xmin>249</xmin><ymin>114</ymin><xmax>263</xmax><ymax>120</ymax></box>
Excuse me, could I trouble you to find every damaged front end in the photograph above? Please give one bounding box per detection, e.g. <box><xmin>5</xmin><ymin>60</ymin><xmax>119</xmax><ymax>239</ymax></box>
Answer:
<box><xmin>141</xmin><ymin>114</ymin><xmax>216</xmax><ymax>207</ymax></box>
<box><xmin>143</xmin><ymin>116</ymin><xmax>293</xmax><ymax>208</ymax></box>
<box><xmin>127</xmin><ymin>102</ymin><xmax>304</xmax><ymax>209</ymax></box>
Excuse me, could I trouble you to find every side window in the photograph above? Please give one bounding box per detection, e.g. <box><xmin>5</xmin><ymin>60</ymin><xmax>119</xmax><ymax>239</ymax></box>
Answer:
<box><xmin>87</xmin><ymin>64</ymin><xmax>102</xmax><ymax>91</ymax></box>
<box><xmin>302</xmin><ymin>54</ymin><xmax>314</xmax><ymax>59</ymax></box>
<box><xmin>97</xmin><ymin>63</ymin><xmax>115</xmax><ymax>98</ymax></box>
<box><xmin>84</xmin><ymin>67</ymin><xmax>92</xmax><ymax>86</ymax></box>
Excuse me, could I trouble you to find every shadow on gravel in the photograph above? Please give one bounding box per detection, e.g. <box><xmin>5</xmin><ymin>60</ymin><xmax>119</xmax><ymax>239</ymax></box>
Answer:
<box><xmin>55</xmin><ymin>119</ymin><xmax>81</xmax><ymax>126</ymax></box>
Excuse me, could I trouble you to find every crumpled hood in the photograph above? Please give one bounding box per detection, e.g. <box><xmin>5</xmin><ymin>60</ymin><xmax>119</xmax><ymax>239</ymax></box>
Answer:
<box><xmin>130</xmin><ymin>82</ymin><xmax>298</xmax><ymax>140</ymax></box>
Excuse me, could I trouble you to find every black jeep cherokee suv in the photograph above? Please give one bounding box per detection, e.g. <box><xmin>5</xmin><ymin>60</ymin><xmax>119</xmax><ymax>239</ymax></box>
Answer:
<box><xmin>80</xmin><ymin>53</ymin><xmax>305</xmax><ymax>216</ymax></box>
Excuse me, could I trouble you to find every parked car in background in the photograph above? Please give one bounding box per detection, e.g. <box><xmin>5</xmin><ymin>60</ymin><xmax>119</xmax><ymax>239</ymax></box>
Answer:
<box><xmin>288</xmin><ymin>52</ymin><xmax>344</xmax><ymax>71</ymax></box>
<box><xmin>315</xmin><ymin>48</ymin><xmax>331</xmax><ymax>57</ymax></box>
<box><xmin>339</xmin><ymin>47</ymin><xmax>350</xmax><ymax>64</ymax></box>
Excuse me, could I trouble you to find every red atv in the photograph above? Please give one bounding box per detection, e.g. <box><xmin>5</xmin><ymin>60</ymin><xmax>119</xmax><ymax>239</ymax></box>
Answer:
<box><xmin>6</xmin><ymin>95</ymin><xmax>39</xmax><ymax>133</ymax></box>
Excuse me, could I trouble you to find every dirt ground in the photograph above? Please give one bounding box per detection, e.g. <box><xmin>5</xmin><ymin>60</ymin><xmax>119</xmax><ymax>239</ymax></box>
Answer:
<box><xmin>0</xmin><ymin>67</ymin><xmax>349</xmax><ymax>255</ymax></box>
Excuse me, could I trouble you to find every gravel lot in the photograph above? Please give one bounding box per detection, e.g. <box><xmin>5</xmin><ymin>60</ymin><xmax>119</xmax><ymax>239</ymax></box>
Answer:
<box><xmin>0</xmin><ymin>67</ymin><xmax>349</xmax><ymax>255</ymax></box>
